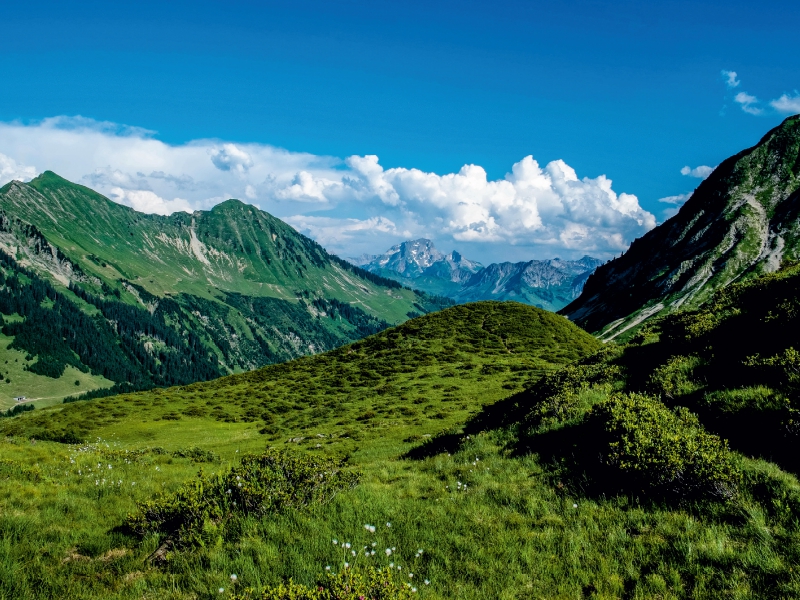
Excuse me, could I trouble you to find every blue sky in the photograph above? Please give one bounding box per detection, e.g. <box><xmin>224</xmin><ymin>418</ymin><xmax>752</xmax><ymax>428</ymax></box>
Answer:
<box><xmin>0</xmin><ymin>0</ymin><xmax>798</xmax><ymax>262</ymax></box>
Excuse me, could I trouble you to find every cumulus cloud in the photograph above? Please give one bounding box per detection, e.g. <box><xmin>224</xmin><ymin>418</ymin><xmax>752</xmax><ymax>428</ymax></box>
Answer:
<box><xmin>210</xmin><ymin>143</ymin><xmax>254</xmax><ymax>173</ymax></box>
<box><xmin>680</xmin><ymin>165</ymin><xmax>715</xmax><ymax>179</ymax></box>
<box><xmin>284</xmin><ymin>215</ymin><xmax>407</xmax><ymax>249</ymax></box>
<box><xmin>735</xmin><ymin>92</ymin><xmax>762</xmax><ymax>115</ymax></box>
<box><xmin>108</xmin><ymin>188</ymin><xmax>195</xmax><ymax>215</ymax></box>
<box><xmin>284</xmin><ymin>154</ymin><xmax>656</xmax><ymax>257</ymax></box>
<box><xmin>722</xmin><ymin>70</ymin><xmax>740</xmax><ymax>89</ymax></box>
<box><xmin>0</xmin><ymin>115</ymin><xmax>655</xmax><ymax>261</ymax></box>
<box><xmin>771</xmin><ymin>93</ymin><xmax>800</xmax><ymax>115</ymax></box>
<box><xmin>0</xmin><ymin>152</ymin><xmax>37</xmax><ymax>186</ymax></box>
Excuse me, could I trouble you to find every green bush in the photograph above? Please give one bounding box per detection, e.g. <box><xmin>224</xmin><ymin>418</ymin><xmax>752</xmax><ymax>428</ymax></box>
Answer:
<box><xmin>171</xmin><ymin>446</ymin><xmax>219</xmax><ymax>463</ymax></box>
<box><xmin>590</xmin><ymin>393</ymin><xmax>740</xmax><ymax>501</ymax></box>
<box><xmin>647</xmin><ymin>355</ymin><xmax>703</xmax><ymax>399</ymax></box>
<box><xmin>126</xmin><ymin>449</ymin><xmax>359</xmax><ymax>548</ymax></box>
<box><xmin>524</xmin><ymin>350</ymin><xmax>622</xmax><ymax>429</ymax></box>
<box><xmin>744</xmin><ymin>347</ymin><xmax>800</xmax><ymax>395</ymax></box>
<box><xmin>231</xmin><ymin>567</ymin><xmax>415</xmax><ymax>599</ymax></box>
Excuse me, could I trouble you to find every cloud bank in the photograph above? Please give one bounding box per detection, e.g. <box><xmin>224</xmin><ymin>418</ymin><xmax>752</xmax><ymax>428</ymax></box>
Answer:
<box><xmin>0</xmin><ymin>116</ymin><xmax>655</xmax><ymax>262</ymax></box>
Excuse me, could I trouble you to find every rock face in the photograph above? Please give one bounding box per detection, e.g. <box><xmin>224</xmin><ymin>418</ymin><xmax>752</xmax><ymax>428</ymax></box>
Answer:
<box><xmin>561</xmin><ymin>115</ymin><xmax>800</xmax><ymax>340</ymax></box>
<box><xmin>358</xmin><ymin>239</ymin><xmax>484</xmax><ymax>283</ymax></box>
<box><xmin>454</xmin><ymin>256</ymin><xmax>603</xmax><ymax>311</ymax></box>
<box><xmin>354</xmin><ymin>238</ymin><xmax>601</xmax><ymax>311</ymax></box>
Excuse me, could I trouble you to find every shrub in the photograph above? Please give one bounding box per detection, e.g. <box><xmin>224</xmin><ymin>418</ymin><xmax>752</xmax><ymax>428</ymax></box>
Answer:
<box><xmin>744</xmin><ymin>347</ymin><xmax>800</xmax><ymax>395</ymax></box>
<box><xmin>524</xmin><ymin>350</ymin><xmax>622</xmax><ymax>429</ymax></box>
<box><xmin>647</xmin><ymin>355</ymin><xmax>703</xmax><ymax>399</ymax></box>
<box><xmin>590</xmin><ymin>393</ymin><xmax>740</xmax><ymax>501</ymax></box>
<box><xmin>171</xmin><ymin>446</ymin><xmax>219</xmax><ymax>463</ymax></box>
<box><xmin>126</xmin><ymin>449</ymin><xmax>360</xmax><ymax>548</ymax></box>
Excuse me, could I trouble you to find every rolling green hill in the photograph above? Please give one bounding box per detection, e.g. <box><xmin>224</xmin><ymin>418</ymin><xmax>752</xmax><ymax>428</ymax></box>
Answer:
<box><xmin>0</xmin><ymin>172</ymin><xmax>449</xmax><ymax>404</ymax></box>
<box><xmin>4</xmin><ymin>279</ymin><xmax>800</xmax><ymax>597</ymax></box>
<box><xmin>0</xmin><ymin>302</ymin><xmax>604</xmax><ymax>599</ymax></box>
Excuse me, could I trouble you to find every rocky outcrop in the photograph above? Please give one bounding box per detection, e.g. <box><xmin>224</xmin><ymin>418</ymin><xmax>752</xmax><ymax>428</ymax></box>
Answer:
<box><xmin>561</xmin><ymin>115</ymin><xmax>800</xmax><ymax>339</ymax></box>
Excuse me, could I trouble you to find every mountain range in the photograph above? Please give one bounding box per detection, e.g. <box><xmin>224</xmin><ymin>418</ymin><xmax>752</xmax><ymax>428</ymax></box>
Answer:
<box><xmin>352</xmin><ymin>238</ymin><xmax>602</xmax><ymax>311</ymax></box>
<box><xmin>562</xmin><ymin>114</ymin><xmax>800</xmax><ymax>340</ymax></box>
<box><xmin>0</xmin><ymin>172</ymin><xmax>448</xmax><ymax>404</ymax></box>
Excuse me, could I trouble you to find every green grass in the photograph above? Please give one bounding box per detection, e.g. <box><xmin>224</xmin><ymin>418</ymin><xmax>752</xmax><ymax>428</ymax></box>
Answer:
<box><xmin>3</xmin><ymin>297</ymin><xmax>800</xmax><ymax>598</ymax></box>
<box><xmin>0</xmin><ymin>333</ymin><xmax>113</xmax><ymax>410</ymax></box>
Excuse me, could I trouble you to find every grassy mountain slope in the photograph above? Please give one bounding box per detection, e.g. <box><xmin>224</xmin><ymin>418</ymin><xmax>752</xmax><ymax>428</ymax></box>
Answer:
<box><xmin>4</xmin><ymin>280</ymin><xmax>800</xmax><ymax>597</ymax></box>
<box><xmin>562</xmin><ymin>115</ymin><xmax>800</xmax><ymax>340</ymax></box>
<box><xmin>0</xmin><ymin>173</ymin><xmax>449</xmax><ymax>399</ymax></box>
<box><xmin>0</xmin><ymin>302</ymin><xmax>606</xmax><ymax>599</ymax></box>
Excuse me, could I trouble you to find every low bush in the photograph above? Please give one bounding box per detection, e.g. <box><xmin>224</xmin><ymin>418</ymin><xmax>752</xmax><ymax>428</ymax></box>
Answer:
<box><xmin>171</xmin><ymin>446</ymin><xmax>219</xmax><ymax>463</ymax></box>
<box><xmin>590</xmin><ymin>393</ymin><xmax>740</xmax><ymax>501</ymax></box>
<box><xmin>126</xmin><ymin>449</ymin><xmax>360</xmax><ymax>548</ymax></box>
<box><xmin>647</xmin><ymin>355</ymin><xmax>704</xmax><ymax>399</ymax></box>
<box><xmin>524</xmin><ymin>350</ymin><xmax>622</xmax><ymax>429</ymax></box>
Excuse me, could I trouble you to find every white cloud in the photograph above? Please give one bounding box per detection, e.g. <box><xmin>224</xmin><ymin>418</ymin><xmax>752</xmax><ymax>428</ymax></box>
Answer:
<box><xmin>771</xmin><ymin>93</ymin><xmax>800</xmax><ymax>115</ymax></box>
<box><xmin>722</xmin><ymin>70</ymin><xmax>740</xmax><ymax>88</ymax></box>
<box><xmin>286</xmin><ymin>154</ymin><xmax>656</xmax><ymax>257</ymax></box>
<box><xmin>657</xmin><ymin>193</ymin><xmax>692</xmax><ymax>222</ymax></box>
<box><xmin>0</xmin><ymin>115</ymin><xmax>655</xmax><ymax>261</ymax></box>
<box><xmin>658</xmin><ymin>193</ymin><xmax>691</xmax><ymax>205</ymax></box>
<box><xmin>108</xmin><ymin>188</ymin><xmax>195</xmax><ymax>215</ymax></box>
<box><xmin>735</xmin><ymin>92</ymin><xmax>762</xmax><ymax>115</ymax></box>
<box><xmin>0</xmin><ymin>152</ymin><xmax>37</xmax><ymax>185</ymax></box>
<box><xmin>210</xmin><ymin>143</ymin><xmax>254</xmax><ymax>173</ymax></box>
<box><xmin>680</xmin><ymin>165</ymin><xmax>715</xmax><ymax>179</ymax></box>
<box><xmin>284</xmin><ymin>215</ymin><xmax>407</xmax><ymax>249</ymax></box>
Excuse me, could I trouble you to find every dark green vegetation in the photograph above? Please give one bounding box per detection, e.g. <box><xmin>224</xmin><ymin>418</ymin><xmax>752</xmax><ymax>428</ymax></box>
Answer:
<box><xmin>0</xmin><ymin>172</ymin><xmax>448</xmax><ymax>406</ymax></box>
<box><xmin>0</xmin><ymin>302</ymin><xmax>598</xmax><ymax>444</ymax></box>
<box><xmin>563</xmin><ymin>114</ymin><xmax>800</xmax><ymax>341</ymax></box>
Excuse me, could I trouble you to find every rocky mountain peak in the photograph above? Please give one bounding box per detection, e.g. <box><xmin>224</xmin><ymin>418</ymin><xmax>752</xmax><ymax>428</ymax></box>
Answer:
<box><xmin>561</xmin><ymin>115</ymin><xmax>800</xmax><ymax>340</ymax></box>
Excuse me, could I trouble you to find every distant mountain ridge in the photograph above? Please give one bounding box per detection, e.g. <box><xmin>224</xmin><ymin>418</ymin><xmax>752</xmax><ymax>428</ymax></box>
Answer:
<box><xmin>561</xmin><ymin>114</ymin><xmax>800</xmax><ymax>340</ymax></box>
<box><xmin>352</xmin><ymin>238</ymin><xmax>601</xmax><ymax>311</ymax></box>
<box><xmin>0</xmin><ymin>172</ymin><xmax>448</xmax><ymax>404</ymax></box>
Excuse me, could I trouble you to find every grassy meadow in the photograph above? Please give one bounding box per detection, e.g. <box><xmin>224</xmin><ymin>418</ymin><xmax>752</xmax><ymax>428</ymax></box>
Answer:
<box><xmin>0</xmin><ymin>332</ymin><xmax>114</xmax><ymax>410</ymax></box>
<box><xmin>2</xmin><ymin>299</ymin><xmax>800</xmax><ymax>598</ymax></box>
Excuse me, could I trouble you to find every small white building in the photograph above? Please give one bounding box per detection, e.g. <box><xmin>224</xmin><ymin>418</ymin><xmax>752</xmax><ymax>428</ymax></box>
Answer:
<box><xmin>13</xmin><ymin>396</ymin><xmax>26</xmax><ymax>403</ymax></box>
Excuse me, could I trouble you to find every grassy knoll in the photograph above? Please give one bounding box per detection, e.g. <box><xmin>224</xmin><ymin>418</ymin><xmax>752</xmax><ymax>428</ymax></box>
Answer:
<box><xmin>3</xmin><ymin>293</ymin><xmax>800</xmax><ymax>598</ymax></box>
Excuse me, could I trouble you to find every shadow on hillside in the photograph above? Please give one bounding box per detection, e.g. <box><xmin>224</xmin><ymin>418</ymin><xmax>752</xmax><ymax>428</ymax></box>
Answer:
<box><xmin>402</xmin><ymin>389</ymin><xmax>533</xmax><ymax>460</ymax></box>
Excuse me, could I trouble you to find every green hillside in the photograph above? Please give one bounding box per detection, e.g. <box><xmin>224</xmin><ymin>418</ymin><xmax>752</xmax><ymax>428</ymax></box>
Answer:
<box><xmin>5</xmin><ymin>279</ymin><xmax>800</xmax><ymax>597</ymax></box>
<box><xmin>563</xmin><ymin>115</ymin><xmax>800</xmax><ymax>340</ymax></box>
<box><xmin>0</xmin><ymin>302</ymin><xmax>604</xmax><ymax>599</ymax></box>
<box><xmin>0</xmin><ymin>172</ymin><xmax>449</xmax><ymax>400</ymax></box>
